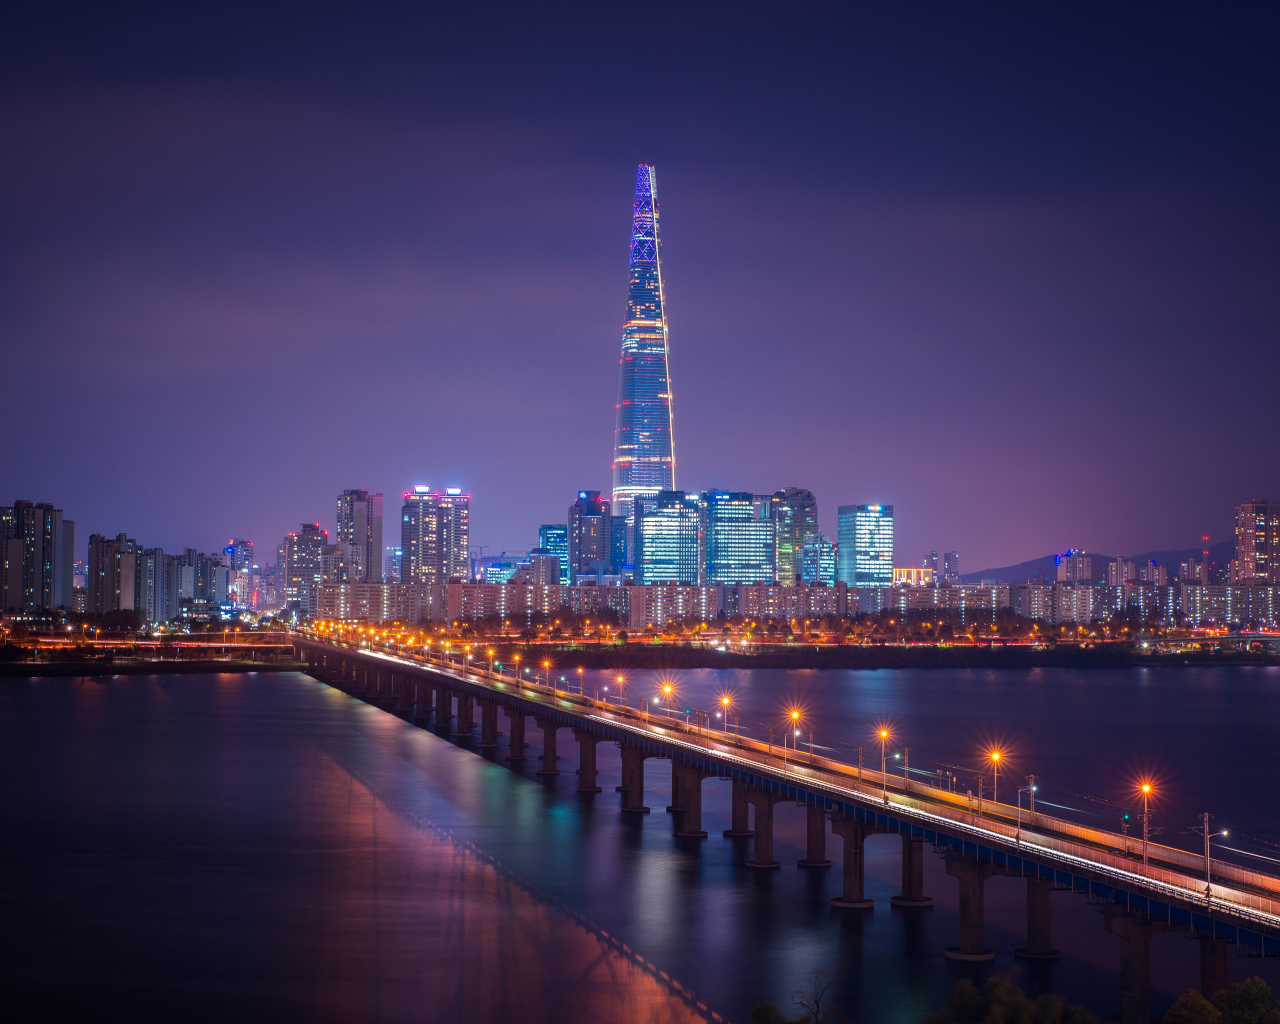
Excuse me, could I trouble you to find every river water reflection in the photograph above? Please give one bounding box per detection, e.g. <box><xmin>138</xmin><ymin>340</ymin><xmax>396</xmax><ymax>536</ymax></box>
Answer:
<box><xmin>3</xmin><ymin>666</ymin><xmax>1279</xmax><ymax>1023</ymax></box>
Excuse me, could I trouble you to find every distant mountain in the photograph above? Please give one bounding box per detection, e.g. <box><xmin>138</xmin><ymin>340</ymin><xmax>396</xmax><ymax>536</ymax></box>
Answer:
<box><xmin>960</xmin><ymin>540</ymin><xmax>1234</xmax><ymax>584</ymax></box>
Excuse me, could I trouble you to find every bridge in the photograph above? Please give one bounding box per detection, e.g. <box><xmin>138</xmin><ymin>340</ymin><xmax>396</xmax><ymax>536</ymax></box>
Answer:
<box><xmin>291</xmin><ymin>630</ymin><xmax>1280</xmax><ymax>1022</ymax></box>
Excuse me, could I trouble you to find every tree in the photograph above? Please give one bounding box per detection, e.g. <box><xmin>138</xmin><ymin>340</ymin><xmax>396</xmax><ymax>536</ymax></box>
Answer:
<box><xmin>922</xmin><ymin>971</ymin><xmax>1097</xmax><ymax>1024</ymax></box>
<box><xmin>750</xmin><ymin>968</ymin><xmax>851</xmax><ymax>1024</ymax></box>
<box><xmin>1166</xmin><ymin>977</ymin><xmax>1280</xmax><ymax>1024</ymax></box>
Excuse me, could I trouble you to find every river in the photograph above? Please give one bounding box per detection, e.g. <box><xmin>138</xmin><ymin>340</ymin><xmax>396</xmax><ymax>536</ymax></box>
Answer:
<box><xmin>3</xmin><ymin>666</ymin><xmax>1279</xmax><ymax>1023</ymax></box>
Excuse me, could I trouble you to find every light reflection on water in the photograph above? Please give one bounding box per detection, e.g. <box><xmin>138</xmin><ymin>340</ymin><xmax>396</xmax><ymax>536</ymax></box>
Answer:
<box><xmin>2</xmin><ymin>667</ymin><xmax>1278</xmax><ymax>1023</ymax></box>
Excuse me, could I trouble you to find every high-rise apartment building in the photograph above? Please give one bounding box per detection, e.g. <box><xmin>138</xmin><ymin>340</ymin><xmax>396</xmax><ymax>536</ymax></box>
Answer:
<box><xmin>400</xmin><ymin>487</ymin><xmax>469</xmax><ymax>585</ymax></box>
<box><xmin>1234</xmin><ymin>500</ymin><xmax>1280</xmax><ymax>583</ymax></box>
<box><xmin>943</xmin><ymin>551</ymin><xmax>959</xmax><ymax>584</ymax></box>
<box><xmin>837</xmin><ymin>504</ymin><xmax>893</xmax><ymax>590</ymax></box>
<box><xmin>1</xmin><ymin>501</ymin><xmax>74</xmax><ymax>610</ymax></box>
<box><xmin>1109</xmin><ymin>559</ymin><xmax>1138</xmax><ymax>586</ymax></box>
<box><xmin>771</xmin><ymin>488</ymin><xmax>818</xmax><ymax>586</ymax></box>
<box><xmin>611</xmin><ymin>165</ymin><xmax>676</xmax><ymax>521</ymax></box>
<box><xmin>702</xmin><ymin>491</ymin><xmax>775</xmax><ymax>585</ymax></box>
<box><xmin>635</xmin><ymin>491</ymin><xmax>701</xmax><ymax>585</ymax></box>
<box><xmin>569</xmin><ymin>492</ymin><xmax>612</xmax><ymax>577</ymax></box>
<box><xmin>87</xmin><ymin>533</ymin><xmax>141</xmax><ymax>615</ymax></box>
<box><xmin>538</xmin><ymin>525</ymin><xmax>570</xmax><ymax>584</ymax></box>
<box><xmin>801</xmin><ymin>533</ymin><xmax>837</xmax><ymax>586</ymax></box>
<box><xmin>1055</xmin><ymin>550</ymin><xmax>1095</xmax><ymax>582</ymax></box>
<box><xmin>336</xmin><ymin>490</ymin><xmax>384</xmax><ymax>583</ymax></box>
<box><xmin>283</xmin><ymin>523</ymin><xmax>327</xmax><ymax>614</ymax></box>
<box><xmin>384</xmin><ymin>546</ymin><xmax>402</xmax><ymax>584</ymax></box>
<box><xmin>225</xmin><ymin>539</ymin><xmax>255</xmax><ymax>571</ymax></box>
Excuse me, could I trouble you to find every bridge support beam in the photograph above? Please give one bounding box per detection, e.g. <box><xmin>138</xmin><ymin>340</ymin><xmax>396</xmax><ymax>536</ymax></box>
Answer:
<box><xmin>723</xmin><ymin>778</ymin><xmax>753</xmax><ymax>837</ymax></box>
<box><xmin>574</xmin><ymin>730</ymin><xmax>602</xmax><ymax>792</ymax></box>
<box><xmin>505</xmin><ymin>709</ymin><xmax>526</xmax><ymax>761</ymax></box>
<box><xmin>535</xmin><ymin>719</ymin><xmax>559</xmax><ymax>775</ymax></box>
<box><xmin>943</xmin><ymin>854</ymin><xmax>999</xmax><ymax>961</ymax></box>
<box><xmin>1014</xmin><ymin>876</ymin><xmax>1059</xmax><ymax>958</ymax></box>
<box><xmin>434</xmin><ymin>686</ymin><xmax>452</xmax><ymax>730</ymax></box>
<box><xmin>830</xmin><ymin>816</ymin><xmax>877</xmax><ymax>908</ymax></box>
<box><xmin>620</xmin><ymin>745</ymin><xmax>651</xmax><ymax>813</ymax></box>
<box><xmin>1201</xmin><ymin>938</ymin><xmax>1231</xmax><ymax>997</ymax></box>
<box><xmin>672</xmin><ymin>761</ymin><xmax>709</xmax><ymax>838</ymax></box>
<box><xmin>1102</xmin><ymin>907</ymin><xmax>1184</xmax><ymax>1024</ymax></box>
<box><xmin>891</xmin><ymin>834</ymin><xmax>933</xmax><ymax>906</ymax></box>
<box><xmin>744</xmin><ymin>789</ymin><xmax>781</xmax><ymax>868</ymax></box>
<box><xmin>453</xmin><ymin>693</ymin><xmax>475</xmax><ymax>738</ymax></box>
<box><xmin>798</xmin><ymin>803</ymin><xmax>830</xmax><ymax>867</ymax></box>
<box><xmin>476</xmin><ymin>699</ymin><xmax>499</xmax><ymax>748</ymax></box>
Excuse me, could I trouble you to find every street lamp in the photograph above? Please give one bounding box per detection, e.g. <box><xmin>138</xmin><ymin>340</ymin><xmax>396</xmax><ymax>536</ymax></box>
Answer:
<box><xmin>879</xmin><ymin>729</ymin><xmax>890</xmax><ymax>804</ymax></box>
<box><xmin>577</xmin><ymin>666</ymin><xmax>584</xmax><ymax>695</ymax></box>
<box><xmin>1194</xmin><ymin>813</ymin><xmax>1229</xmax><ymax>903</ymax></box>
<box><xmin>616</xmin><ymin>675</ymin><xmax>625</xmax><ymax>709</ymax></box>
<box><xmin>1140</xmin><ymin>782</ymin><xmax>1153</xmax><ymax>865</ymax></box>
<box><xmin>662</xmin><ymin>683</ymin><xmax>673</xmax><ymax>717</ymax></box>
<box><xmin>1016</xmin><ymin>781</ymin><xmax>1037</xmax><ymax>844</ymax></box>
<box><xmin>543</xmin><ymin>659</ymin><xmax>550</xmax><ymax>688</ymax></box>
<box><xmin>989</xmin><ymin>751</ymin><xmax>1002</xmax><ymax>807</ymax></box>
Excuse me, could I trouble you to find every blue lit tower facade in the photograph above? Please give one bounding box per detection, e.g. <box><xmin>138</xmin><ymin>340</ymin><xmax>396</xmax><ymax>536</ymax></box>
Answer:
<box><xmin>612</xmin><ymin>165</ymin><xmax>675</xmax><ymax>522</ymax></box>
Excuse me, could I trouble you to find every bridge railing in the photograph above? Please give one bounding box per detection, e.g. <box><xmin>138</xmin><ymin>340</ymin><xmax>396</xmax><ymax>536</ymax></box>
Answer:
<box><xmin>293</xmin><ymin>630</ymin><xmax>1280</xmax><ymax>907</ymax></box>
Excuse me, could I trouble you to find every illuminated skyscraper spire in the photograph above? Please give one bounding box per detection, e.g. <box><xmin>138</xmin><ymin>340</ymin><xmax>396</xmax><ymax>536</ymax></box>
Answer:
<box><xmin>611</xmin><ymin>164</ymin><xmax>675</xmax><ymax>522</ymax></box>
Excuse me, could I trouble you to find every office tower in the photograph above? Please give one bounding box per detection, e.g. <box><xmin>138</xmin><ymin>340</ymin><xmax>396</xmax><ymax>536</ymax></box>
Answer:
<box><xmin>925</xmin><ymin>550</ymin><xmax>939</xmax><ymax>577</ymax></box>
<box><xmin>801</xmin><ymin>533</ymin><xmax>837</xmax><ymax>586</ymax></box>
<box><xmin>837</xmin><ymin>504</ymin><xmax>893</xmax><ymax>589</ymax></box>
<box><xmin>283</xmin><ymin>523</ymin><xmax>327</xmax><ymax>613</ymax></box>
<box><xmin>611</xmin><ymin>164</ymin><xmax>676</xmax><ymax>521</ymax></box>
<box><xmin>1235</xmin><ymin>500</ymin><xmax>1280</xmax><ymax>583</ymax></box>
<box><xmin>702</xmin><ymin>491</ymin><xmax>776</xmax><ymax>585</ymax></box>
<box><xmin>635</xmin><ymin>491</ymin><xmax>701</xmax><ymax>585</ymax></box>
<box><xmin>538</xmin><ymin>525</ymin><xmax>570</xmax><ymax>584</ymax></box>
<box><xmin>2</xmin><ymin>500</ymin><xmax>73</xmax><ymax>610</ymax></box>
<box><xmin>336</xmin><ymin>489</ymin><xmax>384</xmax><ymax>582</ymax></box>
<box><xmin>225</xmin><ymin>539</ymin><xmax>255</xmax><ymax>571</ymax></box>
<box><xmin>569</xmin><ymin>492</ymin><xmax>612</xmax><ymax>577</ymax></box>
<box><xmin>439</xmin><ymin>489</ymin><xmax>471</xmax><ymax>581</ymax></box>
<box><xmin>771</xmin><ymin>488</ymin><xmax>818</xmax><ymax>586</ymax></box>
<box><xmin>943</xmin><ymin>551</ymin><xmax>959</xmax><ymax>583</ymax></box>
<box><xmin>526</xmin><ymin>549</ymin><xmax>563</xmax><ymax>587</ymax></box>
<box><xmin>610</xmin><ymin>515</ymin><xmax>628</xmax><ymax>573</ymax></box>
<box><xmin>384</xmin><ymin>546</ymin><xmax>402</xmax><ymax>584</ymax></box>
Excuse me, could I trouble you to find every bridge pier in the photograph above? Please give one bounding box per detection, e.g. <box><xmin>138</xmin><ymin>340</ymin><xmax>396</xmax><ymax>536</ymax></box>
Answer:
<box><xmin>943</xmin><ymin>853</ymin><xmax>999</xmax><ymax>961</ymax></box>
<box><xmin>1201</xmin><ymin>938</ymin><xmax>1231</xmax><ymax>997</ymax></box>
<box><xmin>744</xmin><ymin>788</ymin><xmax>781</xmax><ymax>868</ymax></box>
<box><xmin>890</xmin><ymin>834</ymin><xmax>933</xmax><ymax>906</ymax></box>
<box><xmin>798</xmin><ymin>803</ymin><xmax>831</xmax><ymax>867</ymax></box>
<box><xmin>1102</xmin><ymin>906</ymin><xmax>1185</xmax><ymax>1024</ymax></box>
<box><xmin>453</xmin><ymin>693</ymin><xmax>475</xmax><ymax>738</ymax></box>
<box><xmin>535</xmin><ymin>719</ymin><xmax>560</xmax><ymax>775</ymax></box>
<box><xmin>505</xmin><ymin>709</ymin><xmax>527</xmax><ymax>761</ymax></box>
<box><xmin>830</xmin><ymin>815</ymin><xmax>878</xmax><ymax>908</ymax></box>
<box><xmin>434</xmin><ymin>686</ymin><xmax>453</xmax><ymax>730</ymax></box>
<box><xmin>1014</xmin><ymin>876</ymin><xmax>1059</xmax><ymax>958</ymax></box>
<box><xmin>620</xmin><ymin>745</ymin><xmax>651</xmax><ymax>813</ymax></box>
<box><xmin>574</xmin><ymin>730</ymin><xmax>602</xmax><ymax>792</ymax></box>
<box><xmin>672</xmin><ymin>761</ymin><xmax>709</xmax><ymax>838</ymax></box>
<box><xmin>723</xmin><ymin>778</ymin><xmax>753</xmax><ymax>837</ymax></box>
<box><xmin>476</xmin><ymin>699</ymin><xmax>499</xmax><ymax>748</ymax></box>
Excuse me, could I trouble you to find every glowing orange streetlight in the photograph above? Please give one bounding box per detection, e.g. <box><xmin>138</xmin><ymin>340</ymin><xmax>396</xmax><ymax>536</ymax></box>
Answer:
<box><xmin>879</xmin><ymin>728</ymin><xmax>890</xmax><ymax>803</ymax></box>
<box><xmin>989</xmin><ymin>750</ymin><xmax>1003</xmax><ymax>806</ymax></box>
<box><xmin>1140</xmin><ymin>782</ymin><xmax>1153</xmax><ymax>865</ymax></box>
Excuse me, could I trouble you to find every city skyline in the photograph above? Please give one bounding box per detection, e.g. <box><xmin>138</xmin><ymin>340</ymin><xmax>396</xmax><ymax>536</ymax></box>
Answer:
<box><xmin>2</xmin><ymin>6</ymin><xmax>1277</xmax><ymax>572</ymax></box>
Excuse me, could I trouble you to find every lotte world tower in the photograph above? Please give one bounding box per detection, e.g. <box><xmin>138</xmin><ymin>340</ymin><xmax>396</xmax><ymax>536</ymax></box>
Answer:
<box><xmin>611</xmin><ymin>164</ymin><xmax>676</xmax><ymax>521</ymax></box>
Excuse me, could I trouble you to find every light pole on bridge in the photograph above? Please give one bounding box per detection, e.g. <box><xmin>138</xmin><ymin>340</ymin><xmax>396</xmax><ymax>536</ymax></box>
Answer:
<box><xmin>1141</xmin><ymin>782</ymin><xmax>1152</xmax><ymax>865</ymax></box>
<box><xmin>879</xmin><ymin>729</ymin><xmax>889</xmax><ymax>804</ymax></box>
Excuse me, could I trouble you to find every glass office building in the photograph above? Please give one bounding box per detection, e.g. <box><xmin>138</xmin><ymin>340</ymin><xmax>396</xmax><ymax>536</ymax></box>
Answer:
<box><xmin>538</xmin><ymin>524</ymin><xmax>570</xmax><ymax>584</ymax></box>
<box><xmin>611</xmin><ymin>165</ymin><xmax>676</xmax><ymax>522</ymax></box>
<box><xmin>635</xmin><ymin>491</ymin><xmax>700</xmax><ymax>585</ymax></box>
<box><xmin>771</xmin><ymin>488</ymin><xmax>818</xmax><ymax>586</ymax></box>
<box><xmin>800</xmin><ymin>533</ymin><xmax>837</xmax><ymax>586</ymax></box>
<box><xmin>701</xmin><ymin>491</ymin><xmax>775</xmax><ymax>585</ymax></box>
<box><xmin>837</xmin><ymin>504</ymin><xmax>893</xmax><ymax>589</ymax></box>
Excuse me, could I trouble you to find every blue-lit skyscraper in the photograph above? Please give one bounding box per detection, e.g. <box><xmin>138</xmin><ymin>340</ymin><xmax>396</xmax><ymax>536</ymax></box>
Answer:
<box><xmin>612</xmin><ymin>165</ymin><xmax>675</xmax><ymax>521</ymax></box>
<box><xmin>702</xmin><ymin>491</ymin><xmax>775</xmax><ymax>585</ymax></box>
<box><xmin>635</xmin><ymin>491</ymin><xmax>700</xmax><ymax>585</ymax></box>
<box><xmin>837</xmin><ymin>504</ymin><xmax>894</xmax><ymax>589</ymax></box>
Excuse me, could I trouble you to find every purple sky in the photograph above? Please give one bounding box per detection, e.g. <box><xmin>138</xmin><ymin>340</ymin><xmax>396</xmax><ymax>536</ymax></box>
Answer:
<box><xmin>3</xmin><ymin>3</ymin><xmax>1278</xmax><ymax>571</ymax></box>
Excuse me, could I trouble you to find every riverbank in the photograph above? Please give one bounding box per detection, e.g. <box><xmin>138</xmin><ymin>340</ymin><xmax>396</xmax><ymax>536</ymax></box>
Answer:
<box><xmin>0</xmin><ymin>660</ymin><xmax>307</xmax><ymax>678</ymax></box>
<box><xmin>525</xmin><ymin>644</ymin><xmax>1279</xmax><ymax>670</ymax></box>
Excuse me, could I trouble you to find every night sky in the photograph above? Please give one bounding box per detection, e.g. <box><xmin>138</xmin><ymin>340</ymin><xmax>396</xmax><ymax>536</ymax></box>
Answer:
<box><xmin>3</xmin><ymin>3</ymin><xmax>1277</xmax><ymax>571</ymax></box>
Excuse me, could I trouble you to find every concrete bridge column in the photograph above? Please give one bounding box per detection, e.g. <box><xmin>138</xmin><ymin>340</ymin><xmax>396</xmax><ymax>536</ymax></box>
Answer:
<box><xmin>744</xmin><ymin>789</ymin><xmax>782</xmax><ymax>868</ymax></box>
<box><xmin>798</xmin><ymin>803</ymin><xmax>831</xmax><ymax>867</ymax></box>
<box><xmin>434</xmin><ymin>686</ymin><xmax>453</xmax><ymax>729</ymax></box>
<box><xmin>830</xmin><ymin>816</ymin><xmax>876</xmax><ymax>908</ymax></box>
<box><xmin>1201</xmin><ymin>938</ymin><xmax>1231</xmax><ymax>997</ymax></box>
<box><xmin>574</xmin><ymin>730</ymin><xmax>602</xmax><ymax>792</ymax></box>
<box><xmin>943</xmin><ymin>854</ymin><xmax>1000</xmax><ymax>961</ymax></box>
<box><xmin>672</xmin><ymin>762</ymin><xmax>709</xmax><ymax>838</ymax></box>
<box><xmin>505</xmin><ymin>709</ymin><xmax>527</xmax><ymax>761</ymax></box>
<box><xmin>619</xmin><ymin>745</ymin><xmax>651</xmax><ymax>813</ymax></box>
<box><xmin>1102</xmin><ymin>907</ymin><xmax>1184</xmax><ymax>1023</ymax></box>
<box><xmin>454</xmin><ymin>693</ymin><xmax>475</xmax><ymax>738</ymax></box>
<box><xmin>891</xmin><ymin>835</ymin><xmax>933</xmax><ymax>906</ymax></box>
<box><xmin>1014</xmin><ymin>877</ymin><xmax>1059</xmax><ymax>958</ymax></box>
<box><xmin>722</xmin><ymin>778</ymin><xmax>754</xmax><ymax>837</ymax></box>
<box><xmin>477</xmin><ymin>699</ymin><xmax>499</xmax><ymax>748</ymax></box>
<box><xmin>535</xmin><ymin>719</ymin><xmax>560</xmax><ymax>775</ymax></box>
